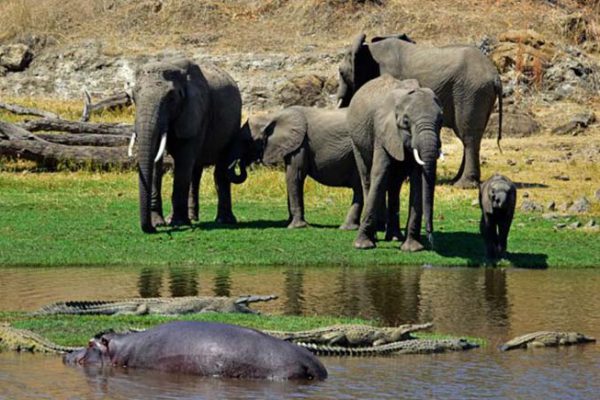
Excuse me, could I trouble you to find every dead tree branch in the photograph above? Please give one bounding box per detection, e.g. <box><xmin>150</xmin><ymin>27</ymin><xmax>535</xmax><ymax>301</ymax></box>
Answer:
<box><xmin>0</xmin><ymin>102</ymin><xmax>60</xmax><ymax>119</ymax></box>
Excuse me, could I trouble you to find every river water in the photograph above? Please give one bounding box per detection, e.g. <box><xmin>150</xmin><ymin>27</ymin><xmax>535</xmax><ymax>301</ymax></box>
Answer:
<box><xmin>1</xmin><ymin>266</ymin><xmax>599</xmax><ymax>399</ymax></box>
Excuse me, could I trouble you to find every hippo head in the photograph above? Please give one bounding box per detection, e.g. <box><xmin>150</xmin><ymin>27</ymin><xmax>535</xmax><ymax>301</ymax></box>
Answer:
<box><xmin>63</xmin><ymin>330</ymin><xmax>125</xmax><ymax>366</ymax></box>
<box><xmin>63</xmin><ymin>339</ymin><xmax>109</xmax><ymax>365</ymax></box>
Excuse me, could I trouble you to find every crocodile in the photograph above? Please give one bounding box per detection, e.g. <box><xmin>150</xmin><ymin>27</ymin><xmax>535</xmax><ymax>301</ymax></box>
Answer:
<box><xmin>0</xmin><ymin>324</ymin><xmax>82</xmax><ymax>354</ymax></box>
<box><xmin>500</xmin><ymin>331</ymin><xmax>596</xmax><ymax>351</ymax></box>
<box><xmin>295</xmin><ymin>338</ymin><xmax>479</xmax><ymax>356</ymax></box>
<box><xmin>31</xmin><ymin>295</ymin><xmax>278</xmax><ymax>316</ymax></box>
<box><xmin>265</xmin><ymin>323</ymin><xmax>434</xmax><ymax>347</ymax></box>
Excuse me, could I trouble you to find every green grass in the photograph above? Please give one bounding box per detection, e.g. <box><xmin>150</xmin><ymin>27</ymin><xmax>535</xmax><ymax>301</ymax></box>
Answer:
<box><xmin>0</xmin><ymin>170</ymin><xmax>598</xmax><ymax>268</ymax></box>
<box><xmin>0</xmin><ymin>312</ymin><xmax>486</xmax><ymax>347</ymax></box>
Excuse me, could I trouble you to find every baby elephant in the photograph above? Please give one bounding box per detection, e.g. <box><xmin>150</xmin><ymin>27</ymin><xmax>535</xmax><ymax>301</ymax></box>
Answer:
<box><xmin>242</xmin><ymin>106</ymin><xmax>362</xmax><ymax>229</ymax></box>
<box><xmin>479</xmin><ymin>174</ymin><xmax>517</xmax><ymax>259</ymax></box>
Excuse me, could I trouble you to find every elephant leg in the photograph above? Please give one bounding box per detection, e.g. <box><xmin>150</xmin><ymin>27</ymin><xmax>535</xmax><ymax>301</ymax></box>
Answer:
<box><xmin>385</xmin><ymin>164</ymin><xmax>405</xmax><ymax>242</ymax></box>
<box><xmin>188</xmin><ymin>165</ymin><xmax>203</xmax><ymax>222</ymax></box>
<box><xmin>214</xmin><ymin>161</ymin><xmax>237</xmax><ymax>224</ymax></box>
<box><xmin>340</xmin><ymin>180</ymin><xmax>363</xmax><ymax>230</ymax></box>
<box><xmin>480</xmin><ymin>214</ymin><xmax>498</xmax><ymax>259</ymax></box>
<box><xmin>497</xmin><ymin>211</ymin><xmax>513</xmax><ymax>258</ymax></box>
<box><xmin>168</xmin><ymin>145</ymin><xmax>195</xmax><ymax>227</ymax></box>
<box><xmin>351</xmin><ymin>141</ymin><xmax>370</xmax><ymax>209</ymax></box>
<box><xmin>355</xmin><ymin>147</ymin><xmax>390</xmax><ymax>249</ymax></box>
<box><xmin>401</xmin><ymin>167</ymin><xmax>424</xmax><ymax>252</ymax></box>
<box><xmin>286</xmin><ymin>149</ymin><xmax>309</xmax><ymax>229</ymax></box>
<box><xmin>454</xmin><ymin>136</ymin><xmax>482</xmax><ymax>188</ymax></box>
<box><xmin>151</xmin><ymin>157</ymin><xmax>166</xmax><ymax>227</ymax></box>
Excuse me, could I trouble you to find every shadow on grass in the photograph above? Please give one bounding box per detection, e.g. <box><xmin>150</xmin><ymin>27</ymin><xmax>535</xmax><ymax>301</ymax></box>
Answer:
<box><xmin>154</xmin><ymin>219</ymin><xmax>340</xmax><ymax>234</ymax></box>
<box><xmin>434</xmin><ymin>231</ymin><xmax>549</xmax><ymax>269</ymax></box>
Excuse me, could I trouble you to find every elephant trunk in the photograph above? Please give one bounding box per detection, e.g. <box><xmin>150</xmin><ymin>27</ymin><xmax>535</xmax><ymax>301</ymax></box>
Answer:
<box><xmin>336</xmin><ymin>76</ymin><xmax>352</xmax><ymax>108</ymax></box>
<box><xmin>135</xmin><ymin>92</ymin><xmax>168</xmax><ymax>233</ymax></box>
<box><xmin>227</xmin><ymin>159</ymin><xmax>247</xmax><ymax>184</ymax></box>
<box><xmin>417</xmin><ymin>131</ymin><xmax>440</xmax><ymax>246</ymax></box>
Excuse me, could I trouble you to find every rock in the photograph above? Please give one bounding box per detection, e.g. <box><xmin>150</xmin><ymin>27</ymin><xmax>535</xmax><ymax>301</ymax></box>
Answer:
<box><xmin>568</xmin><ymin>197</ymin><xmax>590</xmax><ymax>213</ymax></box>
<box><xmin>546</xmin><ymin>201</ymin><xmax>556</xmax><ymax>212</ymax></box>
<box><xmin>552</xmin><ymin>174</ymin><xmax>570</xmax><ymax>181</ymax></box>
<box><xmin>542</xmin><ymin>212</ymin><xmax>558</xmax><ymax>220</ymax></box>
<box><xmin>0</xmin><ymin>44</ymin><xmax>33</xmax><ymax>71</ymax></box>
<box><xmin>522</xmin><ymin>192</ymin><xmax>530</xmax><ymax>198</ymax></box>
<box><xmin>507</xmin><ymin>159</ymin><xmax>517</xmax><ymax>166</ymax></box>
<box><xmin>525</xmin><ymin>157</ymin><xmax>534</xmax><ymax>165</ymax></box>
<box><xmin>552</xmin><ymin>111</ymin><xmax>596</xmax><ymax>135</ymax></box>
<box><xmin>491</xmin><ymin>30</ymin><xmax>555</xmax><ymax>74</ymax></box>
<box><xmin>276</xmin><ymin>74</ymin><xmax>330</xmax><ymax>107</ymax></box>
<box><xmin>568</xmin><ymin>221</ymin><xmax>582</xmax><ymax>229</ymax></box>
<box><xmin>554</xmin><ymin>223</ymin><xmax>567</xmax><ymax>229</ymax></box>
<box><xmin>471</xmin><ymin>199</ymin><xmax>479</xmax><ymax>207</ymax></box>
<box><xmin>585</xmin><ymin>219</ymin><xmax>596</xmax><ymax>228</ymax></box>
<box><xmin>521</xmin><ymin>200</ymin><xmax>543</xmax><ymax>212</ymax></box>
<box><xmin>484</xmin><ymin>113</ymin><xmax>540</xmax><ymax>138</ymax></box>
<box><xmin>595</xmin><ymin>189</ymin><xmax>600</xmax><ymax>202</ymax></box>
<box><xmin>557</xmin><ymin>201</ymin><xmax>573</xmax><ymax>212</ymax></box>
<box><xmin>0</xmin><ymin>66</ymin><xmax>6</xmax><ymax>77</ymax></box>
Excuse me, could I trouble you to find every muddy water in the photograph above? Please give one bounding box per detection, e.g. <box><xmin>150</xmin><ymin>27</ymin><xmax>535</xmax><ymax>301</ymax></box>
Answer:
<box><xmin>1</xmin><ymin>266</ymin><xmax>599</xmax><ymax>399</ymax></box>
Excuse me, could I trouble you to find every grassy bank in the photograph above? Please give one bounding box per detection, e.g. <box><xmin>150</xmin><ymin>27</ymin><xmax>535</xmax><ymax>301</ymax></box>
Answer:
<box><xmin>0</xmin><ymin>168</ymin><xmax>598</xmax><ymax>268</ymax></box>
<box><xmin>0</xmin><ymin>312</ymin><xmax>484</xmax><ymax>347</ymax></box>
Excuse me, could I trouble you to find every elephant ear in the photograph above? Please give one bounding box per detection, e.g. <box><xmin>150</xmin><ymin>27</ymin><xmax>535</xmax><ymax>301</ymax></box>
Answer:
<box><xmin>375</xmin><ymin>90</ymin><xmax>413</xmax><ymax>162</ymax></box>
<box><xmin>261</xmin><ymin>108</ymin><xmax>307</xmax><ymax>166</ymax></box>
<box><xmin>369</xmin><ymin>38</ymin><xmax>412</xmax><ymax>76</ymax></box>
<box><xmin>173</xmin><ymin>62</ymin><xmax>210</xmax><ymax>139</ymax></box>
<box><xmin>350</xmin><ymin>33</ymin><xmax>380</xmax><ymax>91</ymax></box>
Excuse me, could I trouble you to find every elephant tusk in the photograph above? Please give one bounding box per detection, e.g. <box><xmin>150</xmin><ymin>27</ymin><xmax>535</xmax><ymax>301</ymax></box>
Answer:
<box><xmin>336</xmin><ymin>98</ymin><xmax>343</xmax><ymax>108</ymax></box>
<box><xmin>413</xmin><ymin>149</ymin><xmax>426</xmax><ymax>166</ymax></box>
<box><xmin>438</xmin><ymin>149</ymin><xmax>445</xmax><ymax>161</ymax></box>
<box><xmin>127</xmin><ymin>132</ymin><xmax>137</xmax><ymax>158</ymax></box>
<box><xmin>228</xmin><ymin>158</ymin><xmax>240</xmax><ymax>170</ymax></box>
<box><xmin>154</xmin><ymin>132</ymin><xmax>167</xmax><ymax>163</ymax></box>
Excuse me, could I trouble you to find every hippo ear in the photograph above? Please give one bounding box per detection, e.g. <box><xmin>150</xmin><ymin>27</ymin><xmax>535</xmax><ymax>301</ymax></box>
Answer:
<box><xmin>261</xmin><ymin>108</ymin><xmax>307</xmax><ymax>165</ymax></box>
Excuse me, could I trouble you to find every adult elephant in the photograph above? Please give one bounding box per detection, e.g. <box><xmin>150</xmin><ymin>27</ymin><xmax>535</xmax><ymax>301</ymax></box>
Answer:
<box><xmin>132</xmin><ymin>58</ymin><xmax>245</xmax><ymax>233</ymax></box>
<box><xmin>337</xmin><ymin>33</ymin><xmax>502</xmax><ymax>188</ymax></box>
<box><xmin>348</xmin><ymin>76</ymin><xmax>443</xmax><ymax>251</ymax></box>
<box><xmin>242</xmin><ymin>106</ymin><xmax>363</xmax><ymax>230</ymax></box>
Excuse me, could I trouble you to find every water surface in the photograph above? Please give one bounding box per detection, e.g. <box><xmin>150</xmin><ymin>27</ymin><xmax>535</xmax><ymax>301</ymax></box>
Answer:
<box><xmin>1</xmin><ymin>266</ymin><xmax>599</xmax><ymax>399</ymax></box>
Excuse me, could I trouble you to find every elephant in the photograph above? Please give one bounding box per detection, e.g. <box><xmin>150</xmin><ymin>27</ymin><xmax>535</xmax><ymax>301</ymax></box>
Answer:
<box><xmin>347</xmin><ymin>76</ymin><xmax>443</xmax><ymax>251</ymax></box>
<box><xmin>64</xmin><ymin>321</ymin><xmax>328</xmax><ymax>380</ymax></box>
<box><xmin>241</xmin><ymin>106</ymin><xmax>364</xmax><ymax>229</ymax></box>
<box><xmin>132</xmin><ymin>58</ymin><xmax>246</xmax><ymax>233</ymax></box>
<box><xmin>479</xmin><ymin>174</ymin><xmax>516</xmax><ymax>259</ymax></box>
<box><xmin>337</xmin><ymin>33</ymin><xmax>503</xmax><ymax>188</ymax></box>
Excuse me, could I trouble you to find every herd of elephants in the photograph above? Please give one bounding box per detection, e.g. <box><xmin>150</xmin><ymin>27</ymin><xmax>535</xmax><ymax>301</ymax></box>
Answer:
<box><xmin>130</xmin><ymin>33</ymin><xmax>517</xmax><ymax>259</ymax></box>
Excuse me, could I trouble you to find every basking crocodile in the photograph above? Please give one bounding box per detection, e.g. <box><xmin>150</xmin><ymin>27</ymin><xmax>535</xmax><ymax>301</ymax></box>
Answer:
<box><xmin>265</xmin><ymin>323</ymin><xmax>433</xmax><ymax>347</ymax></box>
<box><xmin>296</xmin><ymin>338</ymin><xmax>479</xmax><ymax>356</ymax></box>
<box><xmin>31</xmin><ymin>295</ymin><xmax>278</xmax><ymax>316</ymax></box>
<box><xmin>0</xmin><ymin>324</ymin><xmax>82</xmax><ymax>354</ymax></box>
<box><xmin>500</xmin><ymin>331</ymin><xmax>596</xmax><ymax>351</ymax></box>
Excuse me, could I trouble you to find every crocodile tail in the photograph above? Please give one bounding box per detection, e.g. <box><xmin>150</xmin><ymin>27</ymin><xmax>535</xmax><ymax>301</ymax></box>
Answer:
<box><xmin>234</xmin><ymin>295</ymin><xmax>278</xmax><ymax>304</ymax></box>
<box><xmin>32</xmin><ymin>300</ymin><xmax>116</xmax><ymax>315</ymax></box>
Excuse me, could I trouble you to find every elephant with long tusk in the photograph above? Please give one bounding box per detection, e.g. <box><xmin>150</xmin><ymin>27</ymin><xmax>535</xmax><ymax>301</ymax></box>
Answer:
<box><xmin>347</xmin><ymin>76</ymin><xmax>443</xmax><ymax>252</ymax></box>
<box><xmin>131</xmin><ymin>58</ymin><xmax>247</xmax><ymax>233</ymax></box>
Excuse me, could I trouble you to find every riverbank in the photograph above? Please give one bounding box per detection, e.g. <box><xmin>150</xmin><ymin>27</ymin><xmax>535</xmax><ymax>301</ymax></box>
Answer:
<box><xmin>0</xmin><ymin>166</ymin><xmax>598</xmax><ymax>268</ymax></box>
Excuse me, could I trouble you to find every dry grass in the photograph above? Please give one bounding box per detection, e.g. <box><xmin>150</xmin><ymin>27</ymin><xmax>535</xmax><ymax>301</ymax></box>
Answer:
<box><xmin>1</xmin><ymin>0</ymin><xmax>598</xmax><ymax>53</ymax></box>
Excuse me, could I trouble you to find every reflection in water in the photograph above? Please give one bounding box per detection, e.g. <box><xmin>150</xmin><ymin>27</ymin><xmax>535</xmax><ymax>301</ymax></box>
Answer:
<box><xmin>483</xmin><ymin>268</ymin><xmax>510</xmax><ymax>328</ymax></box>
<box><xmin>283</xmin><ymin>268</ymin><xmax>305</xmax><ymax>315</ymax></box>
<box><xmin>332</xmin><ymin>267</ymin><xmax>361</xmax><ymax>318</ymax></box>
<box><xmin>168</xmin><ymin>267</ymin><xmax>199</xmax><ymax>297</ymax></box>
<box><xmin>365</xmin><ymin>267</ymin><xmax>422</xmax><ymax>325</ymax></box>
<box><xmin>213</xmin><ymin>267</ymin><xmax>231</xmax><ymax>297</ymax></box>
<box><xmin>137</xmin><ymin>268</ymin><xmax>163</xmax><ymax>298</ymax></box>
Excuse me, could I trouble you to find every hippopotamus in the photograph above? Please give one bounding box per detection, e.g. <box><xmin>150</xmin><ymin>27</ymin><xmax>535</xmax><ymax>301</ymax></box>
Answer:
<box><xmin>64</xmin><ymin>321</ymin><xmax>327</xmax><ymax>381</ymax></box>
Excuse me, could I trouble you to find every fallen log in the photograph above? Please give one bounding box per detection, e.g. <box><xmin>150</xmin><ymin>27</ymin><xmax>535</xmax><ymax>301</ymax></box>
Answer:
<box><xmin>0</xmin><ymin>138</ymin><xmax>133</xmax><ymax>170</ymax></box>
<box><xmin>0</xmin><ymin>120</ymin><xmax>132</xmax><ymax>170</ymax></box>
<box><xmin>36</xmin><ymin>133</ymin><xmax>130</xmax><ymax>147</ymax></box>
<box><xmin>0</xmin><ymin>102</ymin><xmax>59</xmax><ymax>119</ymax></box>
<box><xmin>81</xmin><ymin>90</ymin><xmax>133</xmax><ymax>122</ymax></box>
<box><xmin>18</xmin><ymin>118</ymin><xmax>133</xmax><ymax>135</ymax></box>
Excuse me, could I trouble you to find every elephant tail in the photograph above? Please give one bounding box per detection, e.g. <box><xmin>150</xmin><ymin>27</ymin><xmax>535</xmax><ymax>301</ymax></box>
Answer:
<box><xmin>495</xmin><ymin>75</ymin><xmax>503</xmax><ymax>154</ymax></box>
